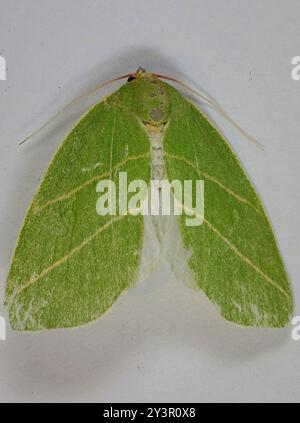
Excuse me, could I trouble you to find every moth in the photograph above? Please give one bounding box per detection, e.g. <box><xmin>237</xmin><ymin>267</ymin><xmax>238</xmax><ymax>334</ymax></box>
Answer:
<box><xmin>5</xmin><ymin>67</ymin><xmax>293</xmax><ymax>330</ymax></box>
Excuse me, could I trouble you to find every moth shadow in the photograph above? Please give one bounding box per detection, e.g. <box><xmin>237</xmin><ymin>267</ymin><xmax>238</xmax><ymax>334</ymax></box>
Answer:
<box><xmin>1</xmin><ymin>49</ymin><xmax>291</xmax><ymax>400</ymax></box>
<box><xmin>18</xmin><ymin>45</ymin><xmax>213</xmax><ymax>151</ymax></box>
<box><xmin>0</xmin><ymin>48</ymin><xmax>183</xmax><ymax>275</ymax></box>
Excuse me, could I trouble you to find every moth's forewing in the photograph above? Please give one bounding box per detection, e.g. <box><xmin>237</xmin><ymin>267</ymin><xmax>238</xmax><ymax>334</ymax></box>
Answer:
<box><xmin>163</xmin><ymin>83</ymin><xmax>292</xmax><ymax>327</ymax></box>
<box><xmin>6</xmin><ymin>87</ymin><xmax>151</xmax><ymax>330</ymax></box>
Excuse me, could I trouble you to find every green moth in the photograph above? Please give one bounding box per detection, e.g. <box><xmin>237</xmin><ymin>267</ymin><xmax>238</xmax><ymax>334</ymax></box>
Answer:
<box><xmin>5</xmin><ymin>67</ymin><xmax>293</xmax><ymax>330</ymax></box>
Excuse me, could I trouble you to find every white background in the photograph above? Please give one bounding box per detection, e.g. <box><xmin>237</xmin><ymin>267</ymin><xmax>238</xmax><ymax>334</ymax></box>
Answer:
<box><xmin>0</xmin><ymin>0</ymin><xmax>299</xmax><ymax>403</ymax></box>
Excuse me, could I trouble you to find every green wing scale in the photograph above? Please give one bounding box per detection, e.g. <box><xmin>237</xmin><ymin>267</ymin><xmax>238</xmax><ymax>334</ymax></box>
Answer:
<box><xmin>5</xmin><ymin>68</ymin><xmax>293</xmax><ymax>329</ymax></box>
<box><xmin>164</xmin><ymin>84</ymin><xmax>292</xmax><ymax>327</ymax></box>
<box><xmin>5</xmin><ymin>97</ymin><xmax>151</xmax><ymax>330</ymax></box>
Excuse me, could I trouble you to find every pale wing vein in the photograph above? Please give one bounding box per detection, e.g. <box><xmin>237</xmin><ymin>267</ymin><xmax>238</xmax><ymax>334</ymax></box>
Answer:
<box><xmin>33</xmin><ymin>153</ymin><xmax>150</xmax><ymax>213</ymax></box>
<box><xmin>165</xmin><ymin>153</ymin><xmax>263</xmax><ymax>216</ymax></box>
<box><xmin>13</xmin><ymin>215</ymin><xmax>127</xmax><ymax>297</ymax></box>
<box><xmin>204</xmin><ymin>218</ymin><xmax>290</xmax><ymax>302</ymax></box>
<box><xmin>109</xmin><ymin>116</ymin><xmax>116</xmax><ymax>179</ymax></box>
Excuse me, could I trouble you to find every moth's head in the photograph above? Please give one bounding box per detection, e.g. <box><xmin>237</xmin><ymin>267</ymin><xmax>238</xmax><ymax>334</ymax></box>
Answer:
<box><xmin>126</xmin><ymin>67</ymin><xmax>171</xmax><ymax>126</ymax></box>
<box><xmin>126</xmin><ymin>67</ymin><xmax>159</xmax><ymax>83</ymax></box>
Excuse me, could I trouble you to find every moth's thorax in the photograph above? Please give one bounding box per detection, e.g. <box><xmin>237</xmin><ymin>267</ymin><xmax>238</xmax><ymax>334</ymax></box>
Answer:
<box><xmin>128</xmin><ymin>73</ymin><xmax>171</xmax><ymax>126</ymax></box>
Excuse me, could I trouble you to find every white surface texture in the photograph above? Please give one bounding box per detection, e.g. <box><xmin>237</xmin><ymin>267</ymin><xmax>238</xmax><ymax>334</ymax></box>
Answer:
<box><xmin>0</xmin><ymin>0</ymin><xmax>299</xmax><ymax>403</ymax></box>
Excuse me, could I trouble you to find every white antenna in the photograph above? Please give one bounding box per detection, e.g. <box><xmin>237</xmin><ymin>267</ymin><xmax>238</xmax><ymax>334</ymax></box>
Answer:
<box><xmin>155</xmin><ymin>73</ymin><xmax>264</xmax><ymax>151</ymax></box>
